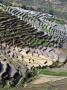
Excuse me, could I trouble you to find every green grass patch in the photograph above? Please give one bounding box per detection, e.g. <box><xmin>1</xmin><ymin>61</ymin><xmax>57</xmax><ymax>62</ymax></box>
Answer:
<box><xmin>31</xmin><ymin>38</ymin><xmax>49</xmax><ymax>46</ymax></box>
<box><xmin>55</xmin><ymin>18</ymin><xmax>65</xmax><ymax>24</ymax></box>
<box><xmin>42</xmin><ymin>25</ymin><xmax>49</xmax><ymax>33</ymax></box>
<box><xmin>49</xmin><ymin>18</ymin><xmax>65</xmax><ymax>24</ymax></box>
<box><xmin>37</xmin><ymin>39</ymin><xmax>44</xmax><ymax>45</ymax></box>
<box><xmin>43</xmin><ymin>40</ymin><xmax>49</xmax><ymax>46</ymax></box>
<box><xmin>40</xmin><ymin>68</ymin><xmax>67</xmax><ymax>77</ymax></box>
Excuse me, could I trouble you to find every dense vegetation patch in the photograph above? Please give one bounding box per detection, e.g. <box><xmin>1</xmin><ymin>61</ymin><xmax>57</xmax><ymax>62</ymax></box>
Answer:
<box><xmin>49</xmin><ymin>17</ymin><xmax>65</xmax><ymax>24</ymax></box>
<box><xmin>40</xmin><ymin>68</ymin><xmax>67</xmax><ymax>77</ymax></box>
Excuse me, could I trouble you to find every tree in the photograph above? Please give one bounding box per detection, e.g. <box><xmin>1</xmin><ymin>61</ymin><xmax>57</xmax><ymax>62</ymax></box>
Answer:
<box><xmin>48</xmin><ymin>9</ymin><xmax>54</xmax><ymax>15</ymax></box>
<box><xmin>0</xmin><ymin>0</ymin><xmax>3</xmax><ymax>3</ymax></box>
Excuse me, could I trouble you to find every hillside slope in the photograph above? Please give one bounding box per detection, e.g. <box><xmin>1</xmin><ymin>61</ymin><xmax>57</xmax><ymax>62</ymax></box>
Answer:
<box><xmin>1</xmin><ymin>0</ymin><xmax>67</xmax><ymax>20</ymax></box>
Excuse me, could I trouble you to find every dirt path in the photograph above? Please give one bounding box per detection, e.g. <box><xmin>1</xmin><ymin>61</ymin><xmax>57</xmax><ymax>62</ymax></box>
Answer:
<box><xmin>12</xmin><ymin>78</ymin><xmax>67</xmax><ymax>90</ymax></box>
<box><xmin>30</xmin><ymin>74</ymin><xmax>67</xmax><ymax>84</ymax></box>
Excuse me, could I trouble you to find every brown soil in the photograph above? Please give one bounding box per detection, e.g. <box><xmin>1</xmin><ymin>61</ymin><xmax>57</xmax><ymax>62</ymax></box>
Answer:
<box><xmin>12</xmin><ymin>78</ymin><xmax>67</xmax><ymax>90</ymax></box>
